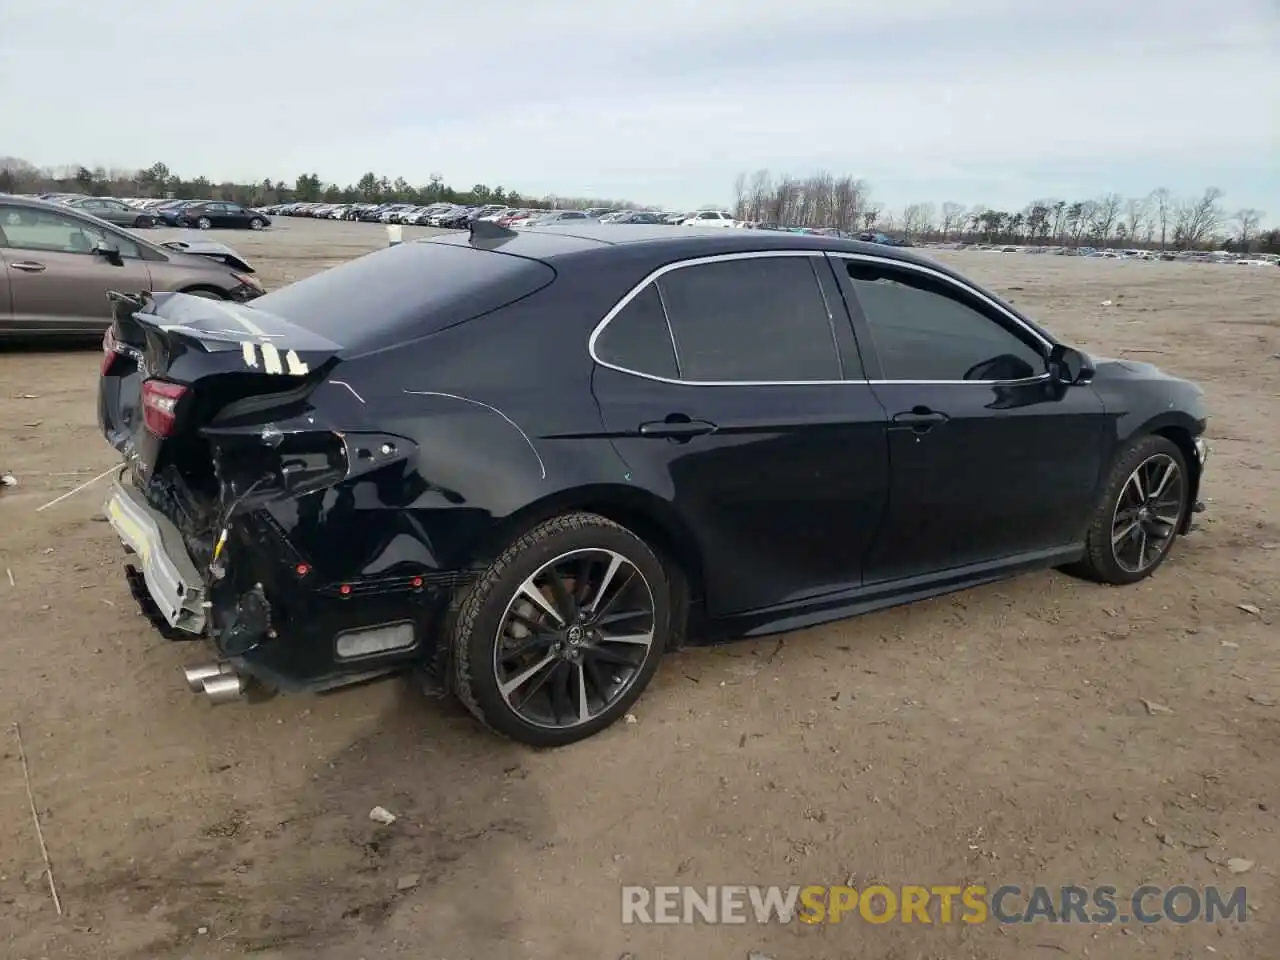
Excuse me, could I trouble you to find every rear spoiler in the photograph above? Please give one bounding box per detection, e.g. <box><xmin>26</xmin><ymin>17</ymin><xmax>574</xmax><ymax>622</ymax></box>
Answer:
<box><xmin>108</xmin><ymin>290</ymin><xmax>342</xmax><ymax>375</ymax></box>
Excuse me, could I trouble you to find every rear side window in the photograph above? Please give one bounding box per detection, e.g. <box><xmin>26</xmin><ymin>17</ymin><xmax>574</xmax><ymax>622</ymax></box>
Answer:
<box><xmin>595</xmin><ymin>285</ymin><xmax>678</xmax><ymax>379</ymax></box>
<box><xmin>656</xmin><ymin>256</ymin><xmax>842</xmax><ymax>382</ymax></box>
<box><xmin>249</xmin><ymin>240</ymin><xmax>556</xmax><ymax>353</ymax></box>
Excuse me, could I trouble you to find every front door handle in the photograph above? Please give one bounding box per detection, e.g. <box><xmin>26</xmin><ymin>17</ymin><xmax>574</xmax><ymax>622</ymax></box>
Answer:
<box><xmin>891</xmin><ymin>406</ymin><xmax>950</xmax><ymax>434</ymax></box>
<box><xmin>639</xmin><ymin>415</ymin><xmax>717</xmax><ymax>441</ymax></box>
<box><xmin>9</xmin><ymin>261</ymin><xmax>47</xmax><ymax>272</ymax></box>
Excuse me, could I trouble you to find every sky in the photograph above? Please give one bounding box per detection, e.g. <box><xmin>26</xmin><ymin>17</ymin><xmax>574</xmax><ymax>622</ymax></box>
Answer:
<box><xmin>1</xmin><ymin>0</ymin><xmax>1276</xmax><ymax>217</ymax></box>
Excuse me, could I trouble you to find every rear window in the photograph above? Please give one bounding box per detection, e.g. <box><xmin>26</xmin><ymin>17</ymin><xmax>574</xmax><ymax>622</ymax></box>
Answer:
<box><xmin>248</xmin><ymin>239</ymin><xmax>555</xmax><ymax>353</ymax></box>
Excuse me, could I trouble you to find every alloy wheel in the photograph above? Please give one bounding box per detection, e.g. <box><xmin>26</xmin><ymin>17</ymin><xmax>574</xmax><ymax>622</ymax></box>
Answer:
<box><xmin>493</xmin><ymin>548</ymin><xmax>656</xmax><ymax>729</ymax></box>
<box><xmin>1110</xmin><ymin>452</ymin><xmax>1185</xmax><ymax>573</ymax></box>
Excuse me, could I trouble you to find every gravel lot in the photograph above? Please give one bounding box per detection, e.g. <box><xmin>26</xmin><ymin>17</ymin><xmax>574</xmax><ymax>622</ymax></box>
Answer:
<box><xmin>1</xmin><ymin>218</ymin><xmax>1277</xmax><ymax>960</ymax></box>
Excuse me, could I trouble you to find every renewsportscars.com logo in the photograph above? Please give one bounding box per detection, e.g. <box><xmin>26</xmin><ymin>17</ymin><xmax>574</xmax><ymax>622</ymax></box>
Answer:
<box><xmin>621</xmin><ymin>884</ymin><xmax>1249</xmax><ymax>925</ymax></box>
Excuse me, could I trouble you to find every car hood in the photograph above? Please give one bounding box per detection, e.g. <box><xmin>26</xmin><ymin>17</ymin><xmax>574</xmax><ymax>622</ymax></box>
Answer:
<box><xmin>158</xmin><ymin>238</ymin><xmax>254</xmax><ymax>273</ymax></box>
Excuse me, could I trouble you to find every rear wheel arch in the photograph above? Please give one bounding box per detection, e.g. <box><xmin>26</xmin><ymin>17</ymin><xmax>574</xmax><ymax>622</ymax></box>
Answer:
<box><xmin>464</xmin><ymin>485</ymin><xmax>705</xmax><ymax>648</ymax></box>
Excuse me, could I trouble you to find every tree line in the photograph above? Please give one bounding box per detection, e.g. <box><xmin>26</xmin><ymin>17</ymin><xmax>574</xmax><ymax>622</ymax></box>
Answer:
<box><xmin>1</xmin><ymin>156</ymin><xmax>1272</xmax><ymax>253</ymax></box>
<box><xmin>0</xmin><ymin>158</ymin><xmax>651</xmax><ymax>214</ymax></box>
<box><xmin>732</xmin><ymin>170</ymin><xmax>1275</xmax><ymax>253</ymax></box>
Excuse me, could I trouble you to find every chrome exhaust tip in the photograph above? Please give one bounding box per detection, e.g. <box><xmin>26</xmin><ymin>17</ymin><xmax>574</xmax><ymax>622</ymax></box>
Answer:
<box><xmin>183</xmin><ymin>662</ymin><xmax>234</xmax><ymax>692</ymax></box>
<box><xmin>202</xmin><ymin>672</ymin><xmax>247</xmax><ymax>704</ymax></box>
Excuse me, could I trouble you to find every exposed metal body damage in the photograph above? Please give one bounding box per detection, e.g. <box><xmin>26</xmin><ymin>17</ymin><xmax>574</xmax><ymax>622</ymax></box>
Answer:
<box><xmin>157</xmin><ymin>238</ymin><xmax>257</xmax><ymax>274</ymax></box>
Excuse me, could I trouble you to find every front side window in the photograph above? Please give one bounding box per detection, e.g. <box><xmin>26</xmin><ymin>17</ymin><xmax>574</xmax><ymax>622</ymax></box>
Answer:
<box><xmin>0</xmin><ymin>206</ymin><xmax>140</xmax><ymax>258</ymax></box>
<box><xmin>846</xmin><ymin>263</ymin><xmax>1045</xmax><ymax>382</ymax></box>
<box><xmin>656</xmin><ymin>256</ymin><xmax>842</xmax><ymax>382</ymax></box>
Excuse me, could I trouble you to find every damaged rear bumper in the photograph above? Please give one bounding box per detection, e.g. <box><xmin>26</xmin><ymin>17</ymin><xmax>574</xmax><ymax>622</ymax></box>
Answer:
<box><xmin>104</xmin><ymin>469</ymin><xmax>208</xmax><ymax>635</ymax></box>
<box><xmin>103</xmin><ymin>466</ymin><xmax>473</xmax><ymax>699</ymax></box>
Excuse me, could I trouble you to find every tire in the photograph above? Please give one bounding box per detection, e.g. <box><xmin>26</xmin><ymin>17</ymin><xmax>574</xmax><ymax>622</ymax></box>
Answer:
<box><xmin>249</xmin><ymin>218</ymin><xmax>265</xmax><ymax>230</ymax></box>
<box><xmin>196</xmin><ymin>217</ymin><xmax>212</xmax><ymax>230</ymax></box>
<box><xmin>134</xmin><ymin>216</ymin><xmax>154</xmax><ymax>229</ymax></box>
<box><xmin>1068</xmin><ymin>434</ymin><xmax>1190</xmax><ymax>585</ymax></box>
<box><xmin>183</xmin><ymin>288</ymin><xmax>225</xmax><ymax>300</ymax></box>
<box><xmin>449</xmin><ymin>512</ymin><xmax>671</xmax><ymax>747</ymax></box>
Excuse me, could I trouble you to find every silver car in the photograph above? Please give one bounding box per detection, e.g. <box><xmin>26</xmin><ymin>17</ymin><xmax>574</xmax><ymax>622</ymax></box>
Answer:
<box><xmin>0</xmin><ymin>195</ymin><xmax>263</xmax><ymax>338</ymax></box>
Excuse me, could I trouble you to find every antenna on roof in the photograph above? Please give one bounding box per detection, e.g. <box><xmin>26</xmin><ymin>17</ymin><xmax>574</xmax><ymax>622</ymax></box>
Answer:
<box><xmin>469</xmin><ymin>219</ymin><xmax>517</xmax><ymax>241</ymax></box>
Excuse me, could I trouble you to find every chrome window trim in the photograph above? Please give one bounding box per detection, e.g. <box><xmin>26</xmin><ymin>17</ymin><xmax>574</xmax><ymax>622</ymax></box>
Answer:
<box><xmin>586</xmin><ymin>249</ymin><xmax>1056</xmax><ymax>388</ymax></box>
<box><xmin>828</xmin><ymin>250</ymin><xmax>1055</xmax><ymax>356</ymax></box>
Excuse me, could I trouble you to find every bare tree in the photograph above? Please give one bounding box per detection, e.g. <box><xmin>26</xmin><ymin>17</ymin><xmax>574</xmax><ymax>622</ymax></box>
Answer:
<box><xmin>1150</xmin><ymin>187</ymin><xmax>1172</xmax><ymax>249</ymax></box>
<box><xmin>1174</xmin><ymin>187</ymin><xmax>1225</xmax><ymax>249</ymax></box>
<box><xmin>1066</xmin><ymin>201</ymin><xmax>1098</xmax><ymax>246</ymax></box>
<box><xmin>1123</xmin><ymin>196</ymin><xmax>1149</xmax><ymax>247</ymax></box>
<box><xmin>901</xmin><ymin>202</ymin><xmax>935</xmax><ymax>240</ymax></box>
<box><xmin>731</xmin><ymin>172</ymin><xmax>748</xmax><ymax>221</ymax></box>
<box><xmin>966</xmin><ymin>204</ymin><xmax>987</xmax><ymax>238</ymax></box>
<box><xmin>939</xmin><ymin>202</ymin><xmax>965</xmax><ymax>240</ymax></box>
<box><xmin>746</xmin><ymin>169</ymin><xmax>772</xmax><ymax>222</ymax></box>
<box><xmin>769</xmin><ymin>176</ymin><xmax>800</xmax><ymax>225</ymax></box>
<box><xmin>1050</xmin><ymin>201</ymin><xmax>1068</xmax><ymax>242</ymax></box>
<box><xmin>831</xmin><ymin>176</ymin><xmax>868</xmax><ymax>233</ymax></box>
<box><xmin>1232</xmin><ymin>208</ymin><xmax>1264</xmax><ymax>251</ymax></box>
<box><xmin>1089</xmin><ymin>193</ymin><xmax>1123</xmax><ymax>246</ymax></box>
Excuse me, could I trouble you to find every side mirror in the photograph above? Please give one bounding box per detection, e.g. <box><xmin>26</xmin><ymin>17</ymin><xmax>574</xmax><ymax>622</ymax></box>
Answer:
<box><xmin>92</xmin><ymin>241</ymin><xmax>124</xmax><ymax>265</ymax></box>
<box><xmin>1048</xmin><ymin>344</ymin><xmax>1093</xmax><ymax>385</ymax></box>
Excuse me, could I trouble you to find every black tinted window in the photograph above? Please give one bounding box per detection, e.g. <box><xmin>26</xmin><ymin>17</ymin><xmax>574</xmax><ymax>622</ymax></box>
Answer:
<box><xmin>595</xmin><ymin>285</ymin><xmax>678</xmax><ymax>378</ymax></box>
<box><xmin>847</xmin><ymin>264</ymin><xmax>1045</xmax><ymax>381</ymax></box>
<box><xmin>657</xmin><ymin>256</ymin><xmax>841</xmax><ymax>381</ymax></box>
<box><xmin>250</xmin><ymin>240</ymin><xmax>556</xmax><ymax>353</ymax></box>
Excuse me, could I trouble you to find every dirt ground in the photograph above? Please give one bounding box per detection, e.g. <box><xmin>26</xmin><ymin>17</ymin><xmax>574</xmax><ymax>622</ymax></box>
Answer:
<box><xmin>1</xmin><ymin>218</ymin><xmax>1277</xmax><ymax>960</ymax></box>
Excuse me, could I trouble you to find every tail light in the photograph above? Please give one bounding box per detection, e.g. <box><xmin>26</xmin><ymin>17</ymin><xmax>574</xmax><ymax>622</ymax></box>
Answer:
<box><xmin>141</xmin><ymin>379</ymin><xmax>188</xmax><ymax>437</ymax></box>
<box><xmin>232</xmin><ymin>271</ymin><xmax>263</xmax><ymax>294</ymax></box>
<box><xmin>101</xmin><ymin>326</ymin><xmax>118</xmax><ymax>375</ymax></box>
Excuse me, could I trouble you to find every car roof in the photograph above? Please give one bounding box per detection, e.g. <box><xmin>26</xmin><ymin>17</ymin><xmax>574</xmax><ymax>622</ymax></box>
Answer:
<box><xmin>423</xmin><ymin>222</ymin><xmax>940</xmax><ymax>269</ymax></box>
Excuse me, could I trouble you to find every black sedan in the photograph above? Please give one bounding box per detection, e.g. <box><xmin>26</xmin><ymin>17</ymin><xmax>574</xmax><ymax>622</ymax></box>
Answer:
<box><xmin>177</xmin><ymin>201</ymin><xmax>270</xmax><ymax>230</ymax></box>
<box><xmin>97</xmin><ymin>223</ymin><xmax>1208</xmax><ymax>746</ymax></box>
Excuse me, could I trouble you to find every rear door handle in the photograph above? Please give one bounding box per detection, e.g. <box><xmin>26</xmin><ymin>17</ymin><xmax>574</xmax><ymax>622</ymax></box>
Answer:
<box><xmin>9</xmin><ymin>261</ymin><xmax>47</xmax><ymax>273</ymax></box>
<box><xmin>639</xmin><ymin>416</ymin><xmax>718</xmax><ymax>440</ymax></box>
<box><xmin>891</xmin><ymin>407</ymin><xmax>950</xmax><ymax>434</ymax></box>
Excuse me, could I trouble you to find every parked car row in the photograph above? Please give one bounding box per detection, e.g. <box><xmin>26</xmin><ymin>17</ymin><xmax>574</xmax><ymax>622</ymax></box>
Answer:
<box><xmin>261</xmin><ymin>202</ymin><xmax>794</xmax><ymax>232</ymax></box>
<box><xmin>925</xmin><ymin>241</ymin><xmax>1279</xmax><ymax>265</ymax></box>
<box><xmin>32</xmin><ymin>193</ymin><xmax>272</xmax><ymax>232</ymax></box>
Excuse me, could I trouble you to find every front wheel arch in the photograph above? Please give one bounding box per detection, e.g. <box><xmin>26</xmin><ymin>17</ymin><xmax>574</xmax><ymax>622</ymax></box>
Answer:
<box><xmin>1151</xmin><ymin>425</ymin><xmax>1202</xmax><ymax>533</ymax></box>
<box><xmin>1065</xmin><ymin>432</ymin><xmax>1191</xmax><ymax>584</ymax></box>
<box><xmin>178</xmin><ymin>285</ymin><xmax>227</xmax><ymax>300</ymax></box>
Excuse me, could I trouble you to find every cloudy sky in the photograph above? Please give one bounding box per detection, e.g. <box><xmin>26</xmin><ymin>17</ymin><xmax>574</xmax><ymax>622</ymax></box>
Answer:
<box><xmin>2</xmin><ymin>0</ymin><xmax>1276</xmax><ymax>215</ymax></box>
